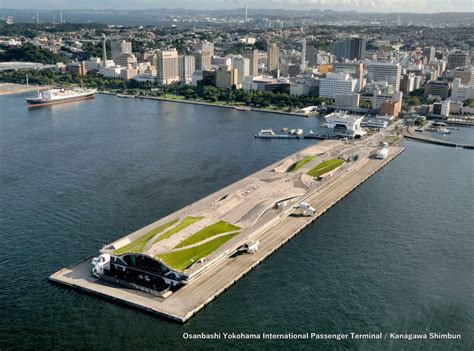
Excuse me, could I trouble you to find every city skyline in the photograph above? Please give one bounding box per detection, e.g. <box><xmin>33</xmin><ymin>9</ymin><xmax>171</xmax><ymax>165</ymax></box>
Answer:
<box><xmin>1</xmin><ymin>0</ymin><xmax>473</xmax><ymax>13</ymax></box>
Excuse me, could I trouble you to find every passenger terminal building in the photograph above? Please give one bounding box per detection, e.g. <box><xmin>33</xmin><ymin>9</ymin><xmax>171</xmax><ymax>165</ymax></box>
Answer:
<box><xmin>324</xmin><ymin>112</ymin><xmax>367</xmax><ymax>138</ymax></box>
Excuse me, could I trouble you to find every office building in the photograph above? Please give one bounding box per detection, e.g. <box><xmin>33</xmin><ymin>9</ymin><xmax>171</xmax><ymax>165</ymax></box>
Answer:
<box><xmin>424</xmin><ymin>80</ymin><xmax>451</xmax><ymax>99</ymax></box>
<box><xmin>332</xmin><ymin>37</ymin><xmax>366</xmax><ymax>61</ymax></box>
<box><xmin>335</xmin><ymin>93</ymin><xmax>360</xmax><ymax>108</ymax></box>
<box><xmin>400</xmin><ymin>73</ymin><xmax>416</xmax><ymax>95</ymax></box>
<box><xmin>319</xmin><ymin>72</ymin><xmax>358</xmax><ymax>100</ymax></box>
<box><xmin>111</xmin><ymin>40</ymin><xmax>132</xmax><ymax>62</ymax></box>
<box><xmin>301</xmin><ymin>38</ymin><xmax>306</xmax><ymax>71</ymax></box>
<box><xmin>114</xmin><ymin>53</ymin><xmax>137</xmax><ymax>68</ymax></box>
<box><xmin>451</xmin><ymin>78</ymin><xmax>474</xmax><ymax>101</ymax></box>
<box><xmin>194</xmin><ymin>51</ymin><xmax>212</xmax><ymax>71</ymax></box>
<box><xmin>367</xmin><ymin>62</ymin><xmax>401</xmax><ymax>91</ymax></box>
<box><xmin>422</xmin><ymin>46</ymin><xmax>436</xmax><ymax>62</ymax></box>
<box><xmin>267</xmin><ymin>42</ymin><xmax>279</xmax><ymax>73</ymax></box>
<box><xmin>156</xmin><ymin>49</ymin><xmax>179</xmax><ymax>84</ymax></box>
<box><xmin>179</xmin><ymin>55</ymin><xmax>195</xmax><ymax>84</ymax></box>
<box><xmin>232</xmin><ymin>56</ymin><xmax>250</xmax><ymax>86</ymax></box>
<box><xmin>379</xmin><ymin>100</ymin><xmax>401</xmax><ymax>118</ymax></box>
<box><xmin>243</xmin><ymin>48</ymin><xmax>259</xmax><ymax>76</ymax></box>
<box><xmin>443</xmin><ymin>67</ymin><xmax>474</xmax><ymax>85</ymax></box>
<box><xmin>333</xmin><ymin>62</ymin><xmax>365</xmax><ymax>92</ymax></box>
<box><xmin>447</xmin><ymin>51</ymin><xmax>470</xmax><ymax>70</ymax></box>
<box><xmin>194</xmin><ymin>40</ymin><xmax>214</xmax><ymax>57</ymax></box>
<box><xmin>215</xmin><ymin>65</ymin><xmax>238</xmax><ymax>89</ymax></box>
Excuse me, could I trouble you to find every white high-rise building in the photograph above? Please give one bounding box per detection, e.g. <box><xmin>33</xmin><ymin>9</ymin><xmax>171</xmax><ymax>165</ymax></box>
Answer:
<box><xmin>179</xmin><ymin>55</ymin><xmax>195</xmax><ymax>84</ymax></box>
<box><xmin>367</xmin><ymin>62</ymin><xmax>401</xmax><ymax>92</ymax></box>
<box><xmin>319</xmin><ymin>73</ymin><xmax>358</xmax><ymax>100</ymax></box>
<box><xmin>156</xmin><ymin>49</ymin><xmax>179</xmax><ymax>84</ymax></box>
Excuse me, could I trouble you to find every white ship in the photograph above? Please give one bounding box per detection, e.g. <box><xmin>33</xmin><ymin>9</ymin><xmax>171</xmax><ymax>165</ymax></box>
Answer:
<box><xmin>26</xmin><ymin>88</ymin><xmax>97</xmax><ymax>106</ymax></box>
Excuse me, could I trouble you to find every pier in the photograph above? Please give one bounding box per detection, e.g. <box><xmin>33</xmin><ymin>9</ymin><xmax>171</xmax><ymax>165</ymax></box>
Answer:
<box><xmin>403</xmin><ymin>127</ymin><xmax>474</xmax><ymax>149</ymax></box>
<box><xmin>50</xmin><ymin>135</ymin><xmax>405</xmax><ymax>323</ymax></box>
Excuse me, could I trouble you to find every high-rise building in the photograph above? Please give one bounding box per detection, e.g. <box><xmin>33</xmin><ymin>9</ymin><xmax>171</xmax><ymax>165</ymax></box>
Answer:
<box><xmin>333</xmin><ymin>62</ymin><xmax>365</xmax><ymax>92</ymax></box>
<box><xmin>267</xmin><ymin>42</ymin><xmax>279</xmax><ymax>73</ymax></box>
<box><xmin>319</xmin><ymin>72</ymin><xmax>358</xmax><ymax>100</ymax></box>
<box><xmin>306</xmin><ymin>45</ymin><xmax>318</xmax><ymax>67</ymax></box>
<box><xmin>216</xmin><ymin>65</ymin><xmax>238</xmax><ymax>89</ymax></box>
<box><xmin>232</xmin><ymin>56</ymin><xmax>250</xmax><ymax>86</ymax></box>
<box><xmin>194</xmin><ymin>51</ymin><xmax>211</xmax><ymax>71</ymax></box>
<box><xmin>447</xmin><ymin>51</ymin><xmax>470</xmax><ymax>70</ymax></box>
<box><xmin>423</xmin><ymin>80</ymin><xmax>451</xmax><ymax>99</ymax></box>
<box><xmin>367</xmin><ymin>62</ymin><xmax>401</xmax><ymax>91</ymax></box>
<box><xmin>194</xmin><ymin>40</ymin><xmax>214</xmax><ymax>57</ymax></box>
<box><xmin>179</xmin><ymin>55</ymin><xmax>195</xmax><ymax>84</ymax></box>
<box><xmin>301</xmin><ymin>38</ymin><xmax>306</xmax><ymax>71</ymax></box>
<box><xmin>422</xmin><ymin>46</ymin><xmax>436</xmax><ymax>62</ymax></box>
<box><xmin>243</xmin><ymin>48</ymin><xmax>259</xmax><ymax>76</ymax></box>
<box><xmin>443</xmin><ymin>67</ymin><xmax>474</xmax><ymax>85</ymax></box>
<box><xmin>400</xmin><ymin>73</ymin><xmax>416</xmax><ymax>95</ymax></box>
<box><xmin>114</xmin><ymin>53</ymin><xmax>137</xmax><ymax>68</ymax></box>
<box><xmin>101</xmin><ymin>34</ymin><xmax>107</xmax><ymax>67</ymax></box>
<box><xmin>111</xmin><ymin>40</ymin><xmax>132</xmax><ymax>62</ymax></box>
<box><xmin>156</xmin><ymin>49</ymin><xmax>179</xmax><ymax>84</ymax></box>
<box><xmin>332</xmin><ymin>37</ymin><xmax>366</xmax><ymax>61</ymax></box>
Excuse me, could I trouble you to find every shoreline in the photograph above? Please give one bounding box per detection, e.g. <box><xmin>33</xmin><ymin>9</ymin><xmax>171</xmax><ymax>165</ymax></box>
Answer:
<box><xmin>0</xmin><ymin>83</ymin><xmax>48</xmax><ymax>96</ymax></box>
<box><xmin>100</xmin><ymin>91</ymin><xmax>315</xmax><ymax>118</ymax></box>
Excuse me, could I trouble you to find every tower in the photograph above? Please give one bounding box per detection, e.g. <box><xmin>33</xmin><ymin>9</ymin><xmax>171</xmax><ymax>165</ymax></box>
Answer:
<box><xmin>59</xmin><ymin>11</ymin><xmax>63</xmax><ymax>24</ymax></box>
<box><xmin>245</xmin><ymin>2</ymin><xmax>248</xmax><ymax>23</ymax></box>
<box><xmin>101</xmin><ymin>34</ymin><xmax>107</xmax><ymax>67</ymax></box>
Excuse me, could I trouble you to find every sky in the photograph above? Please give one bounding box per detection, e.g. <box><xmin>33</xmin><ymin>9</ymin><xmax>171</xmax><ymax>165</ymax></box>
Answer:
<box><xmin>0</xmin><ymin>0</ymin><xmax>473</xmax><ymax>13</ymax></box>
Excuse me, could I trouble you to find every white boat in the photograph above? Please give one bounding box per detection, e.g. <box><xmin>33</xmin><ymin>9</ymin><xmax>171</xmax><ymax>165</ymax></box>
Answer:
<box><xmin>26</xmin><ymin>88</ymin><xmax>96</xmax><ymax>106</ymax></box>
<box><xmin>117</xmin><ymin>93</ymin><xmax>135</xmax><ymax>98</ymax></box>
<box><xmin>289</xmin><ymin>128</ymin><xmax>304</xmax><ymax>136</ymax></box>
<box><xmin>255</xmin><ymin>129</ymin><xmax>300</xmax><ymax>138</ymax></box>
<box><xmin>437</xmin><ymin>127</ymin><xmax>451</xmax><ymax>134</ymax></box>
<box><xmin>234</xmin><ymin>106</ymin><xmax>251</xmax><ymax>111</ymax></box>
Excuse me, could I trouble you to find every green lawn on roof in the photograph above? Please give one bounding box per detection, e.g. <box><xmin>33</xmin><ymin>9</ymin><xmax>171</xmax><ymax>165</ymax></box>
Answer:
<box><xmin>113</xmin><ymin>219</ymin><xmax>178</xmax><ymax>255</ymax></box>
<box><xmin>156</xmin><ymin>233</ymin><xmax>238</xmax><ymax>271</ymax></box>
<box><xmin>175</xmin><ymin>220</ymin><xmax>240</xmax><ymax>249</ymax></box>
<box><xmin>153</xmin><ymin>216</ymin><xmax>203</xmax><ymax>244</ymax></box>
<box><xmin>289</xmin><ymin>156</ymin><xmax>316</xmax><ymax>172</ymax></box>
<box><xmin>307</xmin><ymin>159</ymin><xmax>344</xmax><ymax>177</ymax></box>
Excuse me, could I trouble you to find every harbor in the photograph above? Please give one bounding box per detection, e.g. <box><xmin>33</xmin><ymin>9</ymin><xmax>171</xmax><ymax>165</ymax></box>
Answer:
<box><xmin>50</xmin><ymin>129</ymin><xmax>405</xmax><ymax>322</ymax></box>
<box><xmin>2</xmin><ymin>92</ymin><xmax>473</xmax><ymax>349</ymax></box>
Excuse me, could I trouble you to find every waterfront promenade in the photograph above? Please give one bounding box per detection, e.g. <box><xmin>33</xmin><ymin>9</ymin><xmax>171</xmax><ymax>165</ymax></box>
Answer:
<box><xmin>50</xmin><ymin>140</ymin><xmax>404</xmax><ymax>322</ymax></box>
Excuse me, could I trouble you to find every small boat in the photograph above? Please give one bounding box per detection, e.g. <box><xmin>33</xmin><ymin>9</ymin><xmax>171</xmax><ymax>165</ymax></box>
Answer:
<box><xmin>437</xmin><ymin>127</ymin><xmax>451</xmax><ymax>134</ymax></box>
<box><xmin>289</xmin><ymin>129</ymin><xmax>304</xmax><ymax>136</ymax></box>
<box><xmin>234</xmin><ymin>106</ymin><xmax>251</xmax><ymax>111</ymax></box>
<box><xmin>117</xmin><ymin>94</ymin><xmax>135</xmax><ymax>98</ymax></box>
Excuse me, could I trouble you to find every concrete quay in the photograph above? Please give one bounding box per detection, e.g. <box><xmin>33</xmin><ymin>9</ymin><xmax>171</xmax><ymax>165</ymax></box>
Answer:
<box><xmin>403</xmin><ymin>127</ymin><xmax>474</xmax><ymax>149</ymax></box>
<box><xmin>50</xmin><ymin>144</ymin><xmax>404</xmax><ymax>323</ymax></box>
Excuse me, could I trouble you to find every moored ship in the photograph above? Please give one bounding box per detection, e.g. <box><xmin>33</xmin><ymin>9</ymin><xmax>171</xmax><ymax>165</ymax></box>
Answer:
<box><xmin>26</xmin><ymin>88</ymin><xmax>97</xmax><ymax>106</ymax></box>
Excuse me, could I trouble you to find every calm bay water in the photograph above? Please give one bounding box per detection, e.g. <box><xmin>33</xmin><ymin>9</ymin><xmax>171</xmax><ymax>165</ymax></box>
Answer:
<box><xmin>0</xmin><ymin>94</ymin><xmax>473</xmax><ymax>350</ymax></box>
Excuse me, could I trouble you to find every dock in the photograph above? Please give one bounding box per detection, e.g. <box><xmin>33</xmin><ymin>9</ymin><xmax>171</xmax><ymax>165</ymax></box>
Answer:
<box><xmin>50</xmin><ymin>140</ymin><xmax>405</xmax><ymax>323</ymax></box>
<box><xmin>403</xmin><ymin>127</ymin><xmax>474</xmax><ymax>149</ymax></box>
